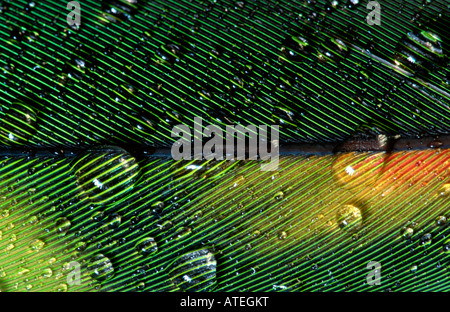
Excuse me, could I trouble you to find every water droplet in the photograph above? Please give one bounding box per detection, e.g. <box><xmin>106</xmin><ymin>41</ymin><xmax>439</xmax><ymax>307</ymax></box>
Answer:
<box><xmin>91</xmin><ymin>210</ymin><xmax>105</xmax><ymax>222</ymax></box>
<box><xmin>72</xmin><ymin>146</ymin><xmax>139</xmax><ymax>205</ymax></box>
<box><xmin>278</xmin><ymin>231</ymin><xmax>288</xmax><ymax>239</ymax></box>
<box><xmin>168</xmin><ymin>249</ymin><xmax>217</xmax><ymax>291</ymax></box>
<box><xmin>175</xmin><ymin>227</ymin><xmax>192</xmax><ymax>240</ymax></box>
<box><xmin>135</xmin><ymin>237</ymin><xmax>158</xmax><ymax>256</ymax></box>
<box><xmin>235</xmin><ymin>1</ymin><xmax>245</xmax><ymax>9</ymax></box>
<box><xmin>394</xmin><ymin>30</ymin><xmax>446</xmax><ymax>76</ymax></box>
<box><xmin>5</xmin><ymin>243</ymin><xmax>14</xmax><ymax>251</ymax></box>
<box><xmin>253</xmin><ymin>230</ymin><xmax>261</xmax><ymax>237</ymax></box>
<box><xmin>17</xmin><ymin>267</ymin><xmax>30</xmax><ymax>275</ymax></box>
<box><xmin>29</xmin><ymin>239</ymin><xmax>45</xmax><ymax>252</ymax></box>
<box><xmin>1</xmin><ymin>209</ymin><xmax>10</xmax><ymax>218</ymax></box>
<box><xmin>42</xmin><ymin>268</ymin><xmax>52</xmax><ymax>278</ymax></box>
<box><xmin>107</xmin><ymin>213</ymin><xmax>121</xmax><ymax>228</ymax></box>
<box><xmin>54</xmin><ymin>283</ymin><xmax>68</xmax><ymax>292</ymax></box>
<box><xmin>436</xmin><ymin>216</ymin><xmax>447</xmax><ymax>226</ymax></box>
<box><xmin>150</xmin><ymin>201</ymin><xmax>164</xmax><ymax>214</ymax></box>
<box><xmin>99</xmin><ymin>0</ymin><xmax>140</xmax><ymax>23</ymax></box>
<box><xmin>440</xmin><ymin>184</ymin><xmax>450</xmax><ymax>196</ymax></box>
<box><xmin>157</xmin><ymin>220</ymin><xmax>173</xmax><ymax>231</ymax></box>
<box><xmin>420</xmin><ymin>233</ymin><xmax>432</xmax><ymax>246</ymax></box>
<box><xmin>281</xmin><ymin>35</ymin><xmax>313</xmax><ymax>63</ymax></box>
<box><xmin>0</xmin><ymin>102</ymin><xmax>37</xmax><ymax>145</ymax></box>
<box><xmin>443</xmin><ymin>239</ymin><xmax>450</xmax><ymax>253</ymax></box>
<box><xmin>401</xmin><ymin>226</ymin><xmax>414</xmax><ymax>238</ymax></box>
<box><xmin>155</xmin><ymin>42</ymin><xmax>185</xmax><ymax>64</ymax></box>
<box><xmin>54</xmin><ymin>217</ymin><xmax>71</xmax><ymax>237</ymax></box>
<box><xmin>87</xmin><ymin>254</ymin><xmax>115</xmax><ymax>281</ymax></box>
<box><xmin>274</xmin><ymin>191</ymin><xmax>284</xmax><ymax>200</ymax></box>
<box><xmin>336</xmin><ymin>204</ymin><xmax>362</xmax><ymax>232</ymax></box>
<box><xmin>127</xmin><ymin>112</ymin><xmax>156</xmax><ymax>136</ymax></box>
<box><xmin>332</xmin><ymin>133</ymin><xmax>390</xmax><ymax>190</ymax></box>
<box><xmin>136</xmin><ymin>281</ymin><xmax>145</xmax><ymax>290</ymax></box>
<box><xmin>318</xmin><ymin>38</ymin><xmax>350</xmax><ymax>63</ymax></box>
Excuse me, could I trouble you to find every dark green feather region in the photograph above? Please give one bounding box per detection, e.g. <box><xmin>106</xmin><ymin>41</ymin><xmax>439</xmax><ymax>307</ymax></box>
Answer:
<box><xmin>0</xmin><ymin>102</ymin><xmax>37</xmax><ymax>146</ymax></box>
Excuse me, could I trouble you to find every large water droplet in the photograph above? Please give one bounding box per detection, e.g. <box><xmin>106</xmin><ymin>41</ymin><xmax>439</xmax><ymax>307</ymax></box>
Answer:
<box><xmin>72</xmin><ymin>146</ymin><xmax>139</xmax><ymax>205</ymax></box>
<box><xmin>332</xmin><ymin>152</ymin><xmax>385</xmax><ymax>190</ymax></box>
<box><xmin>168</xmin><ymin>249</ymin><xmax>217</xmax><ymax>291</ymax></box>
<box><xmin>336</xmin><ymin>204</ymin><xmax>362</xmax><ymax>232</ymax></box>
<box><xmin>332</xmin><ymin>133</ymin><xmax>391</xmax><ymax>190</ymax></box>
<box><xmin>87</xmin><ymin>254</ymin><xmax>115</xmax><ymax>281</ymax></box>
<box><xmin>394</xmin><ymin>30</ymin><xmax>446</xmax><ymax>76</ymax></box>
<box><xmin>0</xmin><ymin>102</ymin><xmax>37</xmax><ymax>145</ymax></box>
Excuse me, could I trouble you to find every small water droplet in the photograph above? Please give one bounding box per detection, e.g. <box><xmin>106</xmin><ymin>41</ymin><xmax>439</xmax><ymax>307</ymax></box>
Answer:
<box><xmin>150</xmin><ymin>201</ymin><xmax>164</xmax><ymax>214</ymax></box>
<box><xmin>99</xmin><ymin>0</ymin><xmax>140</xmax><ymax>23</ymax></box>
<box><xmin>107</xmin><ymin>213</ymin><xmax>121</xmax><ymax>228</ymax></box>
<box><xmin>436</xmin><ymin>216</ymin><xmax>447</xmax><ymax>226</ymax></box>
<box><xmin>317</xmin><ymin>38</ymin><xmax>350</xmax><ymax>63</ymax></box>
<box><xmin>136</xmin><ymin>281</ymin><xmax>145</xmax><ymax>290</ymax></box>
<box><xmin>42</xmin><ymin>268</ymin><xmax>52</xmax><ymax>278</ymax></box>
<box><xmin>274</xmin><ymin>191</ymin><xmax>284</xmax><ymax>200</ymax></box>
<box><xmin>54</xmin><ymin>217</ymin><xmax>71</xmax><ymax>237</ymax></box>
<box><xmin>175</xmin><ymin>227</ymin><xmax>192</xmax><ymax>240</ymax></box>
<box><xmin>54</xmin><ymin>283</ymin><xmax>68</xmax><ymax>292</ymax></box>
<box><xmin>135</xmin><ymin>237</ymin><xmax>158</xmax><ymax>256</ymax></box>
<box><xmin>420</xmin><ymin>233</ymin><xmax>432</xmax><ymax>246</ymax></box>
<box><xmin>17</xmin><ymin>267</ymin><xmax>30</xmax><ymax>275</ymax></box>
<box><xmin>91</xmin><ymin>211</ymin><xmax>105</xmax><ymax>222</ymax></box>
<box><xmin>5</xmin><ymin>243</ymin><xmax>14</xmax><ymax>251</ymax></box>
<box><xmin>157</xmin><ymin>220</ymin><xmax>173</xmax><ymax>231</ymax></box>
<box><xmin>1</xmin><ymin>209</ymin><xmax>10</xmax><ymax>218</ymax></box>
<box><xmin>281</xmin><ymin>35</ymin><xmax>313</xmax><ymax>63</ymax></box>
<box><xmin>29</xmin><ymin>239</ymin><xmax>45</xmax><ymax>251</ymax></box>
<box><xmin>278</xmin><ymin>231</ymin><xmax>288</xmax><ymax>239</ymax></box>
<box><xmin>401</xmin><ymin>226</ymin><xmax>414</xmax><ymax>238</ymax></box>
